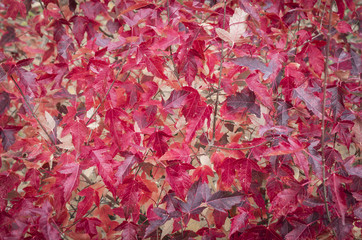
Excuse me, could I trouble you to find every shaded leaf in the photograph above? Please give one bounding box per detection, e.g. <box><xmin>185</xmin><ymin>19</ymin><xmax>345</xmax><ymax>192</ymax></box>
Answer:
<box><xmin>232</xmin><ymin>56</ymin><xmax>274</xmax><ymax>80</ymax></box>
<box><xmin>0</xmin><ymin>125</ymin><xmax>22</xmax><ymax>151</ymax></box>
<box><xmin>206</xmin><ymin>191</ymin><xmax>243</xmax><ymax>212</ymax></box>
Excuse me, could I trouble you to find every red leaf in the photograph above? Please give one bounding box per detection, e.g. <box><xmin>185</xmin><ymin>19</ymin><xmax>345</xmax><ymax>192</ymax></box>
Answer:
<box><xmin>192</xmin><ymin>165</ymin><xmax>214</xmax><ymax>183</ymax></box>
<box><xmin>285</xmin><ymin>223</ymin><xmax>309</xmax><ymax>240</ymax></box>
<box><xmin>166</xmin><ymin>162</ymin><xmax>194</xmax><ymax>199</ymax></box>
<box><xmin>3</xmin><ymin>0</ymin><xmax>26</xmax><ymax>19</ymax></box>
<box><xmin>336</xmin><ymin>21</ymin><xmax>353</xmax><ymax>33</ymax></box>
<box><xmin>133</xmin><ymin>105</ymin><xmax>157</xmax><ymax>129</ymax></box>
<box><xmin>237</xmin><ymin>158</ymin><xmax>262</xmax><ymax>192</ymax></box>
<box><xmin>144</xmin><ymin>57</ymin><xmax>167</xmax><ymax>79</ymax></box>
<box><xmin>115</xmin><ymin>221</ymin><xmax>138</xmax><ymax>240</ymax></box>
<box><xmin>162</xmin><ymin>89</ymin><xmax>189</xmax><ymax>111</ymax></box>
<box><xmin>270</xmin><ymin>188</ymin><xmax>299</xmax><ymax>218</ymax></box>
<box><xmin>0</xmin><ymin>173</ymin><xmax>19</xmax><ymax>211</ymax></box>
<box><xmin>327</xmin><ymin>174</ymin><xmax>351</xmax><ymax>225</ymax></box>
<box><xmin>75</xmin><ymin>187</ymin><xmax>95</xmax><ymax>221</ymax></box>
<box><xmin>14</xmin><ymin>67</ymin><xmax>38</xmax><ymax>98</ymax></box>
<box><xmin>331</xmin><ymin>120</ymin><xmax>354</xmax><ymax>148</ymax></box>
<box><xmin>293</xmin><ymin>83</ymin><xmax>322</xmax><ymax>118</ymax></box>
<box><xmin>217</xmin><ymin>157</ymin><xmax>239</xmax><ymax>188</ymax></box>
<box><xmin>90</xmin><ymin>148</ymin><xmax>117</xmax><ymax>195</ymax></box>
<box><xmin>181</xmin><ymin>180</ymin><xmax>209</xmax><ymax>214</ymax></box>
<box><xmin>245</xmin><ymin>73</ymin><xmax>274</xmax><ymax>109</ymax></box>
<box><xmin>76</xmin><ymin>218</ymin><xmax>102</xmax><ymax>238</ymax></box>
<box><xmin>213</xmin><ymin>210</ymin><xmax>228</xmax><ymax>229</ymax></box>
<box><xmin>115</xmin><ymin>153</ymin><xmax>141</xmax><ymax>184</ymax></box>
<box><xmin>57</xmin><ymin>162</ymin><xmax>81</xmax><ymax>201</ymax></box>
<box><xmin>79</xmin><ymin>1</ymin><xmax>107</xmax><ymax>20</ymax></box>
<box><xmin>229</xmin><ymin>209</ymin><xmax>248</xmax><ymax>237</ymax></box>
<box><xmin>62</xmin><ymin>119</ymin><xmax>88</xmax><ymax>152</ymax></box>
<box><xmin>147</xmin><ymin>130</ymin><xmax>172</xmax><ymax>157</ymax></box>
<box><xmin>183</xmin><ymin>104</ymin><xmax>212</xmax><ymax>143</ymax></box>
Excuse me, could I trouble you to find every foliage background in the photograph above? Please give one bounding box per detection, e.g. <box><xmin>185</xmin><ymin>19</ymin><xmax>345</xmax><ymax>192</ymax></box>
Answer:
<box><xmin>0</xmin><ymin>0</ymin><xmax>361</xmax><ymax>239</ymax></box>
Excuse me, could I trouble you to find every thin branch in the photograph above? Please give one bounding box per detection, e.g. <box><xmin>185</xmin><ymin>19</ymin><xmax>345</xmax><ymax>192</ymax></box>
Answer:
<box><xmin>210</xmin><ymin>140</ymin><xmax>269</xmax><ymax>151</ymax></box>
<box><xmin>321</xmin><ymin>0</ymin><xmax>333</xmax><ymax>224</ymax></box>
<box><xmin>211</xmin><ymin>0</ymin><xmax>227</xmax><ymax>146</ymax></box>
<box><xmin>10</xmin><ymin>75</ymin><xmax>61</xmax><ymax>152</ymax></box>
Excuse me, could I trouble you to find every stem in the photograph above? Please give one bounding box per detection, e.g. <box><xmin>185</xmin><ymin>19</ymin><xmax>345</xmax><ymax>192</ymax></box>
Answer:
<box><xmin>10</xmin><ymin>75</ymin><xmax>61</xmax><ymax>152</ymax></box>
<box><xmin>210</xmin><ymin>140</ymin><xmax>269</xmax><ymax>151</ymax></box>
<box><xmin>321</xmin><ymin>0</ymin><xmax>333</xmax><ymax>224</ymax></box>
<box><xmin>211</xmin><ymin>0</ymin><xmax>226</xmax><ymax>146</ymax></box>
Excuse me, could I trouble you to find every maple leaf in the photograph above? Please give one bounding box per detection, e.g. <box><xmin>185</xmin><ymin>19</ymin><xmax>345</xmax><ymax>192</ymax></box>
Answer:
<box><xmin>57</xmin><ymin>35</ymin><xmax>75</xmax><ymax>62</ymax></box>
<box><xmin>331</xmin><ymin>120</ymin><xmax>354</xmax><ymax>148</ymax></box>
<box><xmin>115</xmin><ymin>152</ymin><xmax>141</xmax><ymax>184</ymax></box>
<box><xmin>0</xmin><ymin>173</ymin><xmax>19</xmax><ymax>211</ymax></box>
<box><xmin>14</xmin><ymin>67</ymin><xmax>38</xmax><ymax>98</ymax></box>
<box><xmin>206</xmin><ymin>191</ymin><xmax>243</xmax><ymax>212</ymax></box>
<box><xmin>76</xmin><ymin>218</ymin><xmax>102</xmax><ymax>238</ymax></box>
<box><xmin>180</xmin><ymin>180</ymin><xmax>210</xmax><ymax>215</ymax></box>
<box><xmin>270</xmin><ymin>188</ymin><xmax>299</xmax><ymax>218</ymax></box>
<box><xmin>162</xmin><ymin>89</ymin><xmax>189</xmax><ymax>111</ymax></box>
<box><xmin>62</xmin><ymin>119</ymin><xmax>88</xmax><ymax>152</ymax></box>
<box><xmin>144</xmin><ymin>207</ymin><xmax>170</xmax><ymax>238</ymax></box>
<box><xmin>70</xmin><ymin>16</ymin><xmax>99</xmax><ymax>46</ymax></box>
<box><xmin>0</xmin><ymin>26</ymin><xmax>17</xmax><ymax>47</ymax></box>
<box><xmin>232</xmin><ymin>56</ymin><xmax>275</xmax><ymax>80</ymax></box>
<box><xmin>192</xmin><ymin>165</ymin><xmax>214</xmax><ymax>183</ymax></box>
<box><xmin>217</xmin><ymin>157</ymin><xmax>239</xmax><ymax>188</ymax></box>
<box><xmin>285</xmin><ymin>222</ymin><xmax>312</xmax><ymax>240</ymax></box>
<box><xmin>166</xmin><ymin>162</ymin><xmax>194</xmax><ymax>199</ymax></box>
<box><xmin>0</xmin><ymin>126</ymin><xmax>22</xmax><ymax>151</ymax></box>
<box><xmin>3</xmin><ymin>0</ymin><xmax>26</xmax><ymax>19</ymax></box>
<box><xmin>245</xmin><ymin>73</ymin><xmax>274</xmax><ymax>109</ymax></box>
<box><xmin>79</xmin><ymin>1</ymin><xmax>107</xmax><ymax>20</ymax></box>
<box><xmin>90</xmin><ymin>147</ymin><xmax>117</xmax><ymax>196</ymax></box>
<box><xmin>238</xmin><ymin>226</ymin><xmax>282</xmax><ymax>240</ymax></box>
<box><xmin>144</xmin><ymin>56</ymin><xmax>167</xmax><ymax>80</ymax></box>
<box><xmin>115</xmin><ymin>221</ymin><xmax>139</xmax><ymax>240</ymax></box>
<box><xmin>293</xmin><ymin>83</ymin><xmax>322</xmax><ymax>118</ymax></box>
<box><xmin>344</xmin><ymin>157</ymin><xmax>362</xmax><ymax>178</ymax></box>
<box><xmin>147</xmin><ymin>130</ymin><xmax>172</xmax><ymax>157</ymax></box>
<box><xmin>237</xmin><ymin>158</ymin><xmax>263</xmax><ymax>192</ymax></box>
<box><xmin>229</xmin><ymin>209</ymin><xmax>248</xmax><ymax>237</ymax></box>
<box><xmin>183</xmin><ymin>103</ymin><xmax>212</xmax><ymax>143</ymax></box>
<box><xmin>225</xmin><ymin>88</ymin><xmax>260</xmax><ymax>117</ymax></box>
<box><xmin>57</xmin><ymin>162</ymin><xmax>81</xmax><ymax>201</ymax></box>
<box><xmin>197</xmin><ymin>227</ymin><xmax>225</xmax><ymax>239</ymax></box>
<box><xmin>133</xmin><ymin>105</ymin><xmax>157</xmax><ymax>129</ymax></box>
<box><xmin>216</xmin><ymin>8</ymin><xmax>248</xmax><ymax>46</ymax></box>
<box><xmin>327</xmin><ymin>174</ymin><xmax>351</xmax><ymax>225</ymax></box>
<box><xmin>119</xmin><ymin>178</ymin><xmax>150</xmax><ymax>221</ymax></box>
<box><xmin>75</xmin><ymin>187</ymin><xmax>95</xmax><ymax>221</ymax></box>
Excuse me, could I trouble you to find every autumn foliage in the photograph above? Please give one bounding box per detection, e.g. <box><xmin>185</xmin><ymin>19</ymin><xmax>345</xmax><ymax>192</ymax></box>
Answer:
<box><xmin>0</xmin><ymin>0</ymin><xmax>361</xmax><ymax>239</ymax></box>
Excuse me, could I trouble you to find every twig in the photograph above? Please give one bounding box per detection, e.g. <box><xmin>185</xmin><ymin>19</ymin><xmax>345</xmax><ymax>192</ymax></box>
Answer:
<box><xmin>211</xmin><ymin>0</ymin><xmax>227</xmax><ymax>147</ymax></box>
<box><xmin>210</xmin><ymin>140</ymin><xmax>268</xmax><ymax>151</ymax></box>
<box><xmin>10</xmin><ymin>75</ymin><xmax>61</xmax><ymax>152</ymax></box>
<box><xmin>321</xmin><ymin>0</ymin><xmax>333</xmax><ymax>224</ymax></box>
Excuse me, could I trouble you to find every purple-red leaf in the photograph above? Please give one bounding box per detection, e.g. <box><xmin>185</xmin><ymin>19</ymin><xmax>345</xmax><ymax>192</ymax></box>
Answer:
<box><xmin>206</xmin><ymin>191</ymin><xmax>243</xmax><ymax>212</ymax></box>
